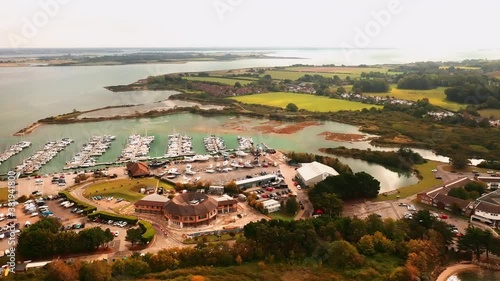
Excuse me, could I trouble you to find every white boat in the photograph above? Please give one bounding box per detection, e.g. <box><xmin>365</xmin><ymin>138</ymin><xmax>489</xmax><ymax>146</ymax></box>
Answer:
<box><xmin>205</xmin><ymin>169</ymin><xmax>215</xmax><ymax>173</ymax></box>
<box><xmin>235</xmin><ymin>150</ymin><xmax>248</xmax><ymax>157</ymax></box>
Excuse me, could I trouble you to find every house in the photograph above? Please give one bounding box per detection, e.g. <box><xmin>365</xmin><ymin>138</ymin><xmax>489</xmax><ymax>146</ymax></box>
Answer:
<box><xmin>296</xmin><ymin>161</ymin><xmax>339</xmax><ymax>187</ymax></box>
<box><xmin>134</xmin><ymin>194</ymin><xmax>169</xmax><ymax>215</ymax></box>
<box><xmin>477</xmin><ymin>176</ymin><xmax>500</xmax><ymax>190</ymax></box>
<box><xmin>126</xmin><ymin>162</ymin><xmax>150</xmax><ymax>178</ymax></box>
<box><xmin>261</xmin><ymin>199</ymin><xmax>281</xmax><ymax>213</ymax></box>
<box><xmin>417</xmin><ymin>177</ymin><xmax>474</xmax><ymax>213</ymax></box>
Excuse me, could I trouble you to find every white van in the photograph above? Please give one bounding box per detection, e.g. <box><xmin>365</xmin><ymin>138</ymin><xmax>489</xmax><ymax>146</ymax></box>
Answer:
<box><xmin>30</xmin><ymin>212</ymin><xmax>39</xmax><ymax>217</ymax></box>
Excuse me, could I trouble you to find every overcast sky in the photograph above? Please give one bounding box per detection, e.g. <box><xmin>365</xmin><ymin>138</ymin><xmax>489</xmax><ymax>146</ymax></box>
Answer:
<box><xmin>0</xmin><ymin>0</ymin><xmax>499</xmax><ymax>49</ymax></box>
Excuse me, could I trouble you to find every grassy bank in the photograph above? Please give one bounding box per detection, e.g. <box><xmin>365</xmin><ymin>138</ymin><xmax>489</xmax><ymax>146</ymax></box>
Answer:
<box><xmin>368</xmin><ymin>85</ymin><xmax>464</xmax><ymax>111</ymax></box>
<box><xmin>374</xmin><ymin>161</ymin><xmax>443</xmax><ymax>201</ymax></box>
<box><xmin>82</xmin><ymin>178</ymin><xmax>173</xmax><ymax>202</ymax></box>
<box><xmin>231</xmin><ymin>92</ymin><xmax>382</xmax><ymax>112</ymax></box>
<box><xmin>478</xmin><ymin>108</ymin><xmax>500</xmax><ymax>119</ymax></box>
<box><xmin>269</xmin><ymin>211</ymin><xmax>295</xmax><ymax>221</ymax></box>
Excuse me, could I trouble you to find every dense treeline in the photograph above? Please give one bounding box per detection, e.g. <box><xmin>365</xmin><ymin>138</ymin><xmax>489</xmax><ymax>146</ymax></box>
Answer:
<box><xmin>397</xmin><ymin>74</ymin><xmax>434</xmax><ymax>90</ymax></box>
<box><xmin>17</xmin><ymin>218</ymin><xmax>114</xmax><ymax>259</ymax></box>
<box><xmin>309</xmin><ymin>172</ymin><xmax>380</xmax><ymax>201</ymax></box>
<box><xmin>16</xmin><ymin>211</ymin><xmax>500</xmax><ymax>281</ymax></box>
<box><xmin>321</xmin><ymin>147</ymin><xmax>425</xmax><ymax>172</ymax></box>
<box><xmin>353</xmin><ymin>79</ymin><xmax>390</xmax><ymax>93</ymax></box>
<box><xmin>285</xmin><ymin>151</ymin><xmax>353</xmax><ymax>175</ymax></box>
<box><xmin>477</xmin><ymin>160</ymin><xmax>500</xmax><ymax>170</ymax></box>
<box><xmin>445</xmin><ymin>84</ymin><xmax>500</xmax><ymax>108</ymax></box>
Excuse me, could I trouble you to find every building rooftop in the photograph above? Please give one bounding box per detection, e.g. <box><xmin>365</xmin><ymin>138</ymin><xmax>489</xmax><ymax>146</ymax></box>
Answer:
<box><xmin>164</xmin><ymin>193</ymin><xmax>218</xmax><ymax>216</ymax></box>
<box><xmin>433</xmin><ymin>193</ymin><xmax>472</xmax><ymax>209</ymax></box>
<box><xmin>296</xmin><ymin>161</ymin><xmax>339</xmax><ymax>182</ymax></box>
<box><xmin>475</xmin><ymin>201</ymin><xmax>500</xmax><ymax>215</ymax></box>
<box><xmin>477</xmin><ymin>189</ymin><xmax>500</xmax><ymax>206</ymax></box>
<box><xmin>135</xmin><ymin>193</ymin><xmax>169</xmax><ymax>207</ymax></box>
<box><xmin>126</xmin><ymin>162</ymin><xmax>150</xmax><ymax>177</ymax></box>
<box><xmin>235</xmin><ymin>174</ymin><xmax>277</xmax><ymax>186</ymax></box>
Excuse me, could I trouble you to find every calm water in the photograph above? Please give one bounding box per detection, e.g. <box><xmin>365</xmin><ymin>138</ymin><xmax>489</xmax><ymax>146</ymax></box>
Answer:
<box><xmin>3</xmin><ymin>48</ymin><xmax>495</xmax><ymax>190</ymax></box>
<box><xmin>451</xmin><ymin>269</ymin><xmax>500</xmax><ymax>281</ymax></box>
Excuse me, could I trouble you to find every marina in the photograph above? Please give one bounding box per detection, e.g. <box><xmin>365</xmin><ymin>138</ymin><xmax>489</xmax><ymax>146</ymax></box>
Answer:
<box><xmin>237</xmin><ymin>136</ymin><xmax>253</xmax><ymax>151</ymax></box>
<box><xmin>15</xmin><ymin>138</ymin><xmax>73</xmax><ymax>175</ymax></box>
<box><xmin>165</xmin><ymin>133</ymin><xmax>195</xmax><ymax>158</ymax></box>
<box><xmin>204</xmin><ymin>135</ymin><xmax>226</xmax><ymax>154</ymax></box>
<box><xmin>117</xmin><ymin>134</ymin><xmax>155</xmax><ymax>162</ymax></box>
<box><xmin>64</xmin><ymin>135</ymin><xmax>116</xmax><ymax>169</ymax></box>
<box><xmin>0</xmin><ymin>141</ymin><xmax>31</xmax><ymax>165</ymax></box>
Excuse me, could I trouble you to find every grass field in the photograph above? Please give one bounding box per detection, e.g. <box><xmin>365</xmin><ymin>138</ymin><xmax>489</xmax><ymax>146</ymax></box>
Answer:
<box><xmin>263</xmin><ymin>66</ymin><xmax>401</xmax><ymax>81</ymax></box>
<box><xmin>368</xmin><ymin>85</ymin><xmax>465</xmax><ymax>111</ymax></box>
<box><xmin>231</xmin><ymin>92</ymin><xmax>382</xmax><ymax>112</ymax></box>
<box><xmin>269</xmin><ymin>211</ymin><xmax>295</xmax><ymax>221</ymax></box>
<box><xmin>375</xmin><ymin>161</ymin><xmax>442</xmax><ymax>201</ymax></box>
<box><xmin>263</xmin><ymin>70</ymin><xmax>366</xmax><ymax>80</ymax></box>
<box><xmin>183</xmin><ymin>76</ymin><xmax>253</xmax><ymax>86</ymax></box>
<box><xmin>478</xmin><ymin>108</ymin><xmax>500</xmax><ymax>119</ymax></box>
<box><xmin>82</xmin><ymin>178</ymin><xmax>173</xmax><ymax>202</ymax></box>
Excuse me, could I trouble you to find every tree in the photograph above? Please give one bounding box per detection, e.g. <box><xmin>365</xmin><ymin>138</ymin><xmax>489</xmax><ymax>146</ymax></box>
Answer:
<box><xmin>79</xmin><ymin>261</ymin><xmax>112</xmax><ymax>281</ymax></box>
<box><xmin>337</xmin><ymin>86</ymin><xmax>346</xmax><ymax>94</ymax></box>
<box><xmin>126</xmin><ymin>228</ymin><xmax>143</xmax><ymax>245</ymax></box>
<box><xmin>450</xmin><ymin>153</ymin><xmax>470</xmax><ymax>169</ymax></box>
<box><xmin>325</xmin><ymin>240</ymin><xmax>364</xmax><ymax>269</ymax></box>
<box><xmin>45</xmin><ymin>260</ymin><xmax>79</xmax><ymax>281</ymax></box>
<box><xmin>286</xmin><ymin>103</ymin><xmax>298</xmax><ymax>112</ymax></box>
<box><xmin>234</xmin><ymin>82</ymin><xmax>242</xmax><ymax>88</ymax></box>
<box><xmin>310</xmin><ymin>193</ymin><xmax>343</xmax><ymax>217</ymax></box>
<box><xmin>285</xmin><ymin>197</ymin><xmax>299</xmax><ymax>215</ymax></box>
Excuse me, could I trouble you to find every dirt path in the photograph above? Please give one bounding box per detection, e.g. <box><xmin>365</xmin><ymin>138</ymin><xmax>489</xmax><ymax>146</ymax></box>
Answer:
<box><xmin>435</xmin><ymin>263</ymin><xmax>479</xmax><ymax>281</ymax></box>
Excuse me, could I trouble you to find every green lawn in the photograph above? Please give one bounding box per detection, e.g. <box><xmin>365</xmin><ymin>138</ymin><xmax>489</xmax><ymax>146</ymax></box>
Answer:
<box><xmin>82</xmin><ymin>178</ymin><xmax>173</xmax><ymax>202</ymax></box>
<box><xmin>375</xmin><ymin>161</ymin><xmax>443</xmax><ymax>201</ymax></box>
<box><xmin>231</xmin><ymin>92</ymin><xmax>382</xmax><ymax>112</ymax></box>
<box><xmin>183</xmin><ymin>76</ymin><xmax>253</xmax><ymax>86</ymax></box>
<box><xmin>478</xmin><ymin>108</ymin><xmax>500</xmax><ymax>119</ymax></box>
<box><xmin>269</xmin><ymin>211</ymin><xmax>295</xmax><ymax>221</ymax></box>
<box><xmin>368</xmin><ymin>85</ymin><xmax>465</xmax><ymax>111</ymax></box>
<box><xmin>183</xmin><ymin>233</ymin><xmax>243</xmax><ymax>244</ymax></box>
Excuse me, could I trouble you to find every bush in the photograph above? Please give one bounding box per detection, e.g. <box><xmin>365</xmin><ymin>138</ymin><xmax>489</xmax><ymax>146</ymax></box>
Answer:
<box><xmin>88</xmin><ymin>211</ymin><xmax>138</xmax><ymax>225</ymax></box>
<box><xmin>138</xmin><ymin>220</ymin><xmax>155</xmax><ymax>243</ymax></box>
<box><xmin>58</xmin><ymin>191</ymin><xmax>97</xmax><ymax>214</ymax></box>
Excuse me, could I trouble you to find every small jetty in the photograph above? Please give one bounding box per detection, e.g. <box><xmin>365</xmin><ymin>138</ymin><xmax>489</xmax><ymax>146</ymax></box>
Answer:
<box><xmin>15</xmin><ymin>138</ymin><xmax>73</xmax><ymax>175</ymax></box>
<box><xmin>165</xmin><ymin>133</ymin><xmax>195</xmax><ymax>158</ymax></box>
<box><xmin>204</xmin><ymin>135</ymin><xmax>226</xmax><ymax>153</ymax></box>
<box><xmin>64</xmin><ymin>135</ymin><xmax>115</xmax><ymax>169</ymax></box>
<box><xmin>0</xmin><ymin>141</ymin><xmax>31</xmax><ymax>165</ymax></box>
<box><xmin>117</xmin><ymin>134</ymin><xmax>155</xmax><ymax>162</ymax></box>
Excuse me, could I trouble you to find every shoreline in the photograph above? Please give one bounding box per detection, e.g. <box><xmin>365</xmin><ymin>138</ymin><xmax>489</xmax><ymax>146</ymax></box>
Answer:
<box><xmin>13</xmin><ymin>122</ymin><xmax>42</xmax><ymax>136</ymax></box>
<box><xmin>435</xmin><ymin>263</ymin><xmax>479</xmax><ymax>281</ymax></box>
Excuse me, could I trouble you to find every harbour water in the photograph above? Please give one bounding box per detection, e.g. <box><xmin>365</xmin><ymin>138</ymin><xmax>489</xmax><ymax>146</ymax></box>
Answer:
<box><xmin>450</xmin><ymin>269</ymin><xmax>500</xmax><ymax>281</ymax></box>
<box><xmin>3</xmin><ymin>48</ymin><xmax>493</xmax><ymax>190</ymax></box>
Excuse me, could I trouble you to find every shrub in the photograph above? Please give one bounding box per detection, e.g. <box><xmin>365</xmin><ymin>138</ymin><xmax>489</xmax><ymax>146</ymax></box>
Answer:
<box><xmin>138</xmin><ymin>220</ymin><xmax>155</xmax><ymax>243</ymax></box>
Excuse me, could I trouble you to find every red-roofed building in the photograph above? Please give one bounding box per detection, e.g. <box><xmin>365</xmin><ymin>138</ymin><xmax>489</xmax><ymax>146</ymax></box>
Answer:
<box><xmin>127</xmin><ymin>162</ymin><xmax>150</xmax><ymax>178</ymax></box>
